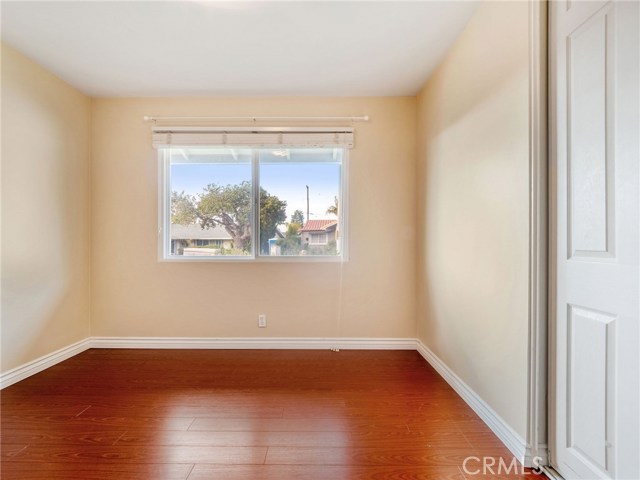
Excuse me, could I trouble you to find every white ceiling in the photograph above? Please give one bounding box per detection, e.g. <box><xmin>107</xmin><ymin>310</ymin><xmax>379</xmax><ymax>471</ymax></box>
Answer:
<box><xmin>1</xmin><ymin>1</ymin><xmax>478</xmax><ymax>97</ymax></box>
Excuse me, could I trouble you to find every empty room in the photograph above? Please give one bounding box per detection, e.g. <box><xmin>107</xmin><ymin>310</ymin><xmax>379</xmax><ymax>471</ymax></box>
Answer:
<box><xmin>1</xmin><ymin>1</ymin><xmax>638</xmax><ymax>479</ymax></box>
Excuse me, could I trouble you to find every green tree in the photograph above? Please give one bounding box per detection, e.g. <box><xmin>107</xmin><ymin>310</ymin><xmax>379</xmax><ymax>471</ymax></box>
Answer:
<box><xmin>171</xmin><ymin>191</ymin><xmax>198</xmax><ymax>225</ymax></box>
<box><xmin>308</xmin><ymin>240</ymin><xmax>337</xmax><ymax>256</ymax></box>
<box><xmin>276</xmin><ymin>222</ymin><xmax>302</xmax><ymax>256</ymax></box>
<box><xmin>171</xmin><ymin>181</ymin><xmax>286</xmax><ymax>254</ymax></box>
<box><xmin>260</xmin><ymin>189</ymin><xmax>287</xmax><ymax>254</ymax></box>
<box><xmin>197</xmin><ymin>181</ymin><xmax>253</xmax><ymax>251</ymax></box>
<box><xmin>291</xmin><ymin>209</ymin><xmax>305</xmax><ymax>226</ymax></box>
<box><xmin>326</xmin><ymin>196</ymin><xmax>338</xmax><ymax>216</ymax></box>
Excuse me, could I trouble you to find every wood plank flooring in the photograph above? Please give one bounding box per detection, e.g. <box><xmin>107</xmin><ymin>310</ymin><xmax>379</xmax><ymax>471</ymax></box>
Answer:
<box><xmin>1</xmin><ymin>349</ymin><xmax>541</xmax><ymax>479</ymax></box>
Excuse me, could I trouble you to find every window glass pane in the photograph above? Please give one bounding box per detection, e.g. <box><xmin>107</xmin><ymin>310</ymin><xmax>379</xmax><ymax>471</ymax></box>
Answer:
<box><xmin>169</xmin><ymin>147</ymin><xmax>253</xmax><ymax>257</ymax></box>
<box><xmin>259</xmin><ymin>148</ymin><xmax>342</xmax><ymax>257</ymax></box>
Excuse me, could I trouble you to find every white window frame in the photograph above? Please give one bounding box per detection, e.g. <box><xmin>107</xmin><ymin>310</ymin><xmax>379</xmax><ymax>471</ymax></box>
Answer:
<box><xmin>158</xmin><ymin>140</ymin><xmax>349</xmax><ymax>263</ymax></box>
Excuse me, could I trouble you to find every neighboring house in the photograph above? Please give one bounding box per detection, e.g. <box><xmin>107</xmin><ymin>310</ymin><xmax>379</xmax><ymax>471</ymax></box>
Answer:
<box><xmin>171</xmin><ymin>223</ymin><xmax>233</xmax><ymax>255</ymax></box>
<box><xmin>299</xmin><ymin>219</ymin><xmax>338</xmax><ymax>247</ymax></box>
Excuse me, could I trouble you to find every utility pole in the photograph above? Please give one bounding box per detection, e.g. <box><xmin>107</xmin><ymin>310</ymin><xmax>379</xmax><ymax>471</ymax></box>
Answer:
<box><xmin>306</xmin><ymin>185</ymin><xmax>309</xmax><ymax>224</ymax></box>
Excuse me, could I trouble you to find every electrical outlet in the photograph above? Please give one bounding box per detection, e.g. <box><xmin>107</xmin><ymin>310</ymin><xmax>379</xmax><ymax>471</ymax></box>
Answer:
<box><xmin>258</xmin><ymin>314</ymin><xmax>267</xmax><ymax>328</ymax></box>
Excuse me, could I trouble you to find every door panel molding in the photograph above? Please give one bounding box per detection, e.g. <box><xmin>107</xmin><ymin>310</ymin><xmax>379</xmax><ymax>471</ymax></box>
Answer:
<box><xmin>566</xmin><ymin>3</ymin><xmax>616</xmax><ymax>260</ymax></box>
<box><xmin>566</xmin><ymin>304</ymin><xmax>616</xmax><ymax>477</ymax></box>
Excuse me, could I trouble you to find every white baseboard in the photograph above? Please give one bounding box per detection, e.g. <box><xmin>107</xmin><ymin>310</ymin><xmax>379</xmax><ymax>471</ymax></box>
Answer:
<box><xmin>90</xmin><ymin>336</ymin><xmax>417</xmax><ymax>350</ymax></box>
<box><xmin>0</xmin><ymin>338</ymin><xmax>92</xmax><ymax>389</ymax></box>
<box><xmin>416</xmin><ymin>340</ymin><xmax>528</xmax><ymax>464</ymax></box>
<box><xmin>0</xmin><ymin>336</ymin><xmax>416</xmax><ymax>390</ymax></box>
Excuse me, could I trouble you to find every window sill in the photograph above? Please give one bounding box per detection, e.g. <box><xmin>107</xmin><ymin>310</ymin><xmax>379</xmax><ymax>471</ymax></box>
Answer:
<box><xmin>160</xmin><ymin>255</ymin><xmax>346</xmax><ymax>263</ymax></box>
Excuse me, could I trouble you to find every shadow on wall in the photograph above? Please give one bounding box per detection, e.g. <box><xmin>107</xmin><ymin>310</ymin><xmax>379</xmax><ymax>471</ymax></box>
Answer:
<box><xmin>1</xmin><ymin>43</ymin><xmax>92</xmax><ymax>373</ymax></box>
<box><xmin>418</xmin><ymin>2</ymin><xmax>528</xmax><ymax>138</ymax></box>
<box><xmin>415</xmin><ymin>0</ymin><xmax>530</xmax><ymax>342</ymax></box>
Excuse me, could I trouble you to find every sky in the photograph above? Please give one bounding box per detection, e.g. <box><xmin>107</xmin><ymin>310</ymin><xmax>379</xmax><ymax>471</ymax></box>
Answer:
<box><xmin>170</xmin><ymin>149</ymin><xmax>340</xmax><ymax>223</ymax></box>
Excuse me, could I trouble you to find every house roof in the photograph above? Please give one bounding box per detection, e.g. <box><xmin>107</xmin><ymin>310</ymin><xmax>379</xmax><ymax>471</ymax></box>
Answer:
<box><xmin>171</xmin><ymin>223</ymin><xmax>231</xmax><ymax>240</ymax></box>
<box><xmin>300</xmin><ymin>220</ymin><xmax>338</xmax><ymax>233</ymax></box>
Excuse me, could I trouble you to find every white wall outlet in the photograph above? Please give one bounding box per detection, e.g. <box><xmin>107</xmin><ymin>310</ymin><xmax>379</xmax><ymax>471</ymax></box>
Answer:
<box><xmin>258</xmin><ymin>314</ymin><xmax>267</xmax><ymax>328</ymax></box>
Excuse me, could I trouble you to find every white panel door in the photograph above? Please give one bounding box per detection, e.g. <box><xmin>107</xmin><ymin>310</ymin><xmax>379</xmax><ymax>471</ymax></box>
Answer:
<box><xmin>551</xmin><ymin>1</ymin><xmax>639</xmax><ymax>479</ymax></box>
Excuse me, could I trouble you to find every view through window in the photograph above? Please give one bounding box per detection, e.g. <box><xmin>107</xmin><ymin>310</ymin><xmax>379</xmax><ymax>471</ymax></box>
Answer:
<box><xmin>165</xmin><ymin>147</ymin><xmax>344</xmax><ymax>259</ymax></box>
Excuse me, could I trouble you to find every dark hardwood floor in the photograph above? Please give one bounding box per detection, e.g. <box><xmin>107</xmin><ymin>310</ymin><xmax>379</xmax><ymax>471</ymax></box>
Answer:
<box><xmin>1</xmin><ymin>349</ymin><xmax>540</xmax><ymax>479</ymax></box>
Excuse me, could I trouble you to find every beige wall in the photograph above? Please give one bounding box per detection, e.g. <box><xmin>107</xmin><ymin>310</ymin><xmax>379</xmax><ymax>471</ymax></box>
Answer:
<box><xmin>2</xmin><ymin>5</ymin><xmax>534</xmax><ymax>450</ymax></box>
<box><xmin>416</xmin><ymin>1</ymin><xmax>530</xmax><ymax>438</ymax></box>
<box><xmin>91</xmin><ymin>97</ymin><xmax>416</xmax><ymax>339</ymax></box>
<box><xmin>1</xmin><ymin>44</ymin><xmax>92</xmax><ymax>372</ymax></box>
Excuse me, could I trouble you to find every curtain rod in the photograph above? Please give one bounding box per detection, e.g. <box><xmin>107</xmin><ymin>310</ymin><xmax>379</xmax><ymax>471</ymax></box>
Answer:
<box><xmin>143</xmin><ymin>115</ymin><xmax>369</xmax><ymax>123</ymax></box>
